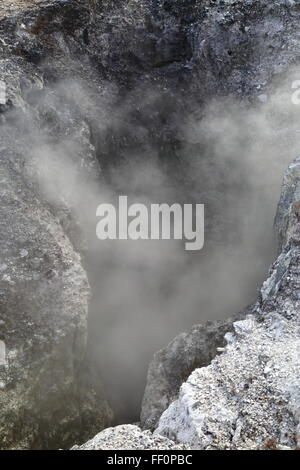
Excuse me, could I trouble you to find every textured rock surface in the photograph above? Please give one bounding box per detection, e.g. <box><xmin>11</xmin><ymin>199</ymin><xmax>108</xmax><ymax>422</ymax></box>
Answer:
<box><xmin>140</xmin><ymin>310</ymin><xmax>248</xmax><ymax>430</ymax></box>
<box><xmin>0</xmin><ymin>157</ymin><xmax>112</xmax><ymax>448</ymax></box>
<box><xmin>72</xmin><ymin>424</ymin><xmax>190</xmax><ymax>450</ymax></box>
<box><xmin>275</xmin><ymin>156</ymin><xmax>300</xmax><ymax>252</ymax></box>
<box><xmin>0</xmin><ymin>0</ymin><xmax>297</xmax><ymax>166</ymax></box>
<box><xmin>155</xmin><ymin>159</ymin><xmax>300</xmax><ymax>450</ymax></box>
<box><xmin>1</xmin><ymin>0</ymin><xmax>300</xmax><ymax>450</ymax></box>
<box><xmin>0</xmin><ymin>0</ymin><xmax>112</xmax><ymax>450</ymax></box>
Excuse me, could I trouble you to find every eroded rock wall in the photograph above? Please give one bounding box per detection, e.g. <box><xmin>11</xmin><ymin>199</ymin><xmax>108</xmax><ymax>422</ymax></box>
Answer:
<box><xmin>140</xmin><ymin>309</ymin><xmax>248</xmax><ymax>430</ymax></box>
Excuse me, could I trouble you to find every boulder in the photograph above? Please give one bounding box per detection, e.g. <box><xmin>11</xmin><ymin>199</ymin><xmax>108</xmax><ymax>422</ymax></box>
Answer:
<box><xmin>0</xmin><ymin>0</ymin><xmax>112</xmax><ymax>450</ymax></box>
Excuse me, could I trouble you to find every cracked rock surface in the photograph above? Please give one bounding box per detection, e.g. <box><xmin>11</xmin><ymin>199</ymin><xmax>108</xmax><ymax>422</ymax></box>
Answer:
<box><xmin>1</xmin><ymin>0</ymin><xmax>300</xmax><ymax>450</ymax></box>
<box><xmin>0</xmin><ymin>0</ymin><xmax>113</xmax><ymax>450</ymax></box>
<box><xmin>154</xmin><ymin>159</ymin><xmax>300</xmax><ymax>450</ymax></box>
<box><xmin>140</xmin><ymin>309</ymin><xmax>248</xmax><ymax>430</ymax></box>
<box><xmin>72</xmin><ymin>424</ymin><xmax>190</xmax><ymax>450</ymax></box>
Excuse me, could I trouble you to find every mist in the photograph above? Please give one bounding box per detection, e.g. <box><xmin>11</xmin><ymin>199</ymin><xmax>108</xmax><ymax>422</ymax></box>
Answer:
<box><xmin>4</xmin><ymin>67</ymin><xmax>300</xmax><ymax>423</ymax></box>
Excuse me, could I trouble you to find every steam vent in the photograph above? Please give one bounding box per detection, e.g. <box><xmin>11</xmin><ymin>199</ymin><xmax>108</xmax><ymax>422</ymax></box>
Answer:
<box><xmin>0</xmin><ymin>0</ymin><xmax>300</xmax><ymax>453</ymax></box>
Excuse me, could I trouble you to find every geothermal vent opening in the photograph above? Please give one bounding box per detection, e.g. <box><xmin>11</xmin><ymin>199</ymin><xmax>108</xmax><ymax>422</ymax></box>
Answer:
<box><xmin>81</xmin><ymin>81</ymin><xmax>296</xmax><ymax>424</ymax></box>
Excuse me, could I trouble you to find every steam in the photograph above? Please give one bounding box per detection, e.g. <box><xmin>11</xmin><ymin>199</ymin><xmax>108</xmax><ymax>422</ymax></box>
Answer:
<box><xmin>5</xmin><ymin>68</ymin><xmax>300</xmax><ymax>422</ymax></box>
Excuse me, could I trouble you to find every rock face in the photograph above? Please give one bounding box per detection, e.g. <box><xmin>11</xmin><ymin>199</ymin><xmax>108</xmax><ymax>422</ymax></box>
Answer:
<box><xmin>0</xmin><ymin>0</ymin><xmax>113</xmax><ymax>450</ymax></box>
<box><xmin>1</xmin><ymin>0</ymin><xmax>300</xmax><ymax>450</ymax></box>
<box><xmin>0</xmin><ymin>148</ymin><xmax>112</xmax><ymax>449</ymax></box>
<box><xmin>275</xmin><ymin>157</ymin><xmax>300</xmax><ymax>252</ymax></box>
<box><xmin>0</xmin><ymin>156</ymin><xmax>112</xmax><ymax>449</ymax></box>
<box><xmin>140</xmin><ymin>310</ymin><xmax>248</xmax><ymax>430</ymax></box>
<box><xmin>72</xmin><ymin>424</ymin><xmax>190</xmax><ymax>450</ymax></box>
<box><xmin>154</xmin><ymin>158</ymin><xmax>300</xmax><ymax>450</ymax></box>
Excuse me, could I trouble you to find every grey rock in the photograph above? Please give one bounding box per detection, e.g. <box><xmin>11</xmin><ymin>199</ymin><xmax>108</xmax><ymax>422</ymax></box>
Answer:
<box><xmin>260</xmin><ymin>250</ymin><xmax>292</xmax><ymax>302</ymax></box>
<box><xmin>155</xmin><ymin>159</ymin><xmax>300</xmax><ymax>450</ymax></box>
<box><xmin>0</xmin><ymin>0</ymin><xmax>112</xmax><ymax>450</ymax></box>
<box><xmin>72</xmin><ymin>424</ymin><xmax>190</xmax><ymax>450</ymax></box>
<box><xmin>156</xmin><ymin>312</ymin><xmax>300</xmax><ymax>449</ymax></box>
<box><xmin>275</xmin><ymin>157</ymin><xmax>300</xmax><ymax>251</ymax></box>
<box><xmin>0</xmin><ymin>91</ymin><xmax>112</xmax><ymax>450</ymax></box>
<box><xmin>1</xmin><ymin>0</ymin><xmax>300</xmax><ymax>450</ymax></box>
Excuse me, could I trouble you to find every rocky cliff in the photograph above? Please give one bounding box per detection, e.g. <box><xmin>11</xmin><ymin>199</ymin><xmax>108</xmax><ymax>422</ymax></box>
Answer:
<box><xmin>154</xmin><ymin>158</ymin><xmax>300</xmax><ymax>449</ymax></box>
<box><xmin>140</xmin><ymin>309</ymin><xmax>248</xmax><ymax>430</ymax></box>
<box><xmin>72</xmin><ymin>424</ymin><xmax>191</xmax><ymax>450</ymax></box>
<box><xmin>0</xmin><ymin>0</ymin><xmax>114</xmax><ymax>450</ymax></box>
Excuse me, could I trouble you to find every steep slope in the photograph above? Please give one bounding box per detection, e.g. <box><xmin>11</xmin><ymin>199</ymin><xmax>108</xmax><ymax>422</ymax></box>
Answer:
<box><xmin>0</xmin><ymin>0</ymin><xmax>113</xmax><ymax>450</ymax></box>
<box><xmin>140</xmin><ymin>310</ymin><xmax>248</xmax><ymax>430</ymax></box>
<box><xmin>76</xmin><ymin>157</ymin><xmax>300</xmax><ymax>450</ymax></box>
<box><xmin>155</xmin><ymin>158</ymin><xmax>300</xmax><ymax>450</ymax></box>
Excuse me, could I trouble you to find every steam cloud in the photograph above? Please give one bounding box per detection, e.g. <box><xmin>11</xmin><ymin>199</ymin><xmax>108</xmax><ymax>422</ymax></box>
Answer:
<box><xmin>4</xmin><ymin>67</ymin><xmax>300</xmax><ymax>422</ymax></box>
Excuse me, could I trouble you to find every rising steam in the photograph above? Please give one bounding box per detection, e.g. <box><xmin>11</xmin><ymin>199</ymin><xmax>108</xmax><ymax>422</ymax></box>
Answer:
<box><xmin>4</xmin><ymin>67</ymin><xmax>300</xmax><ymax>422</ymax></box>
